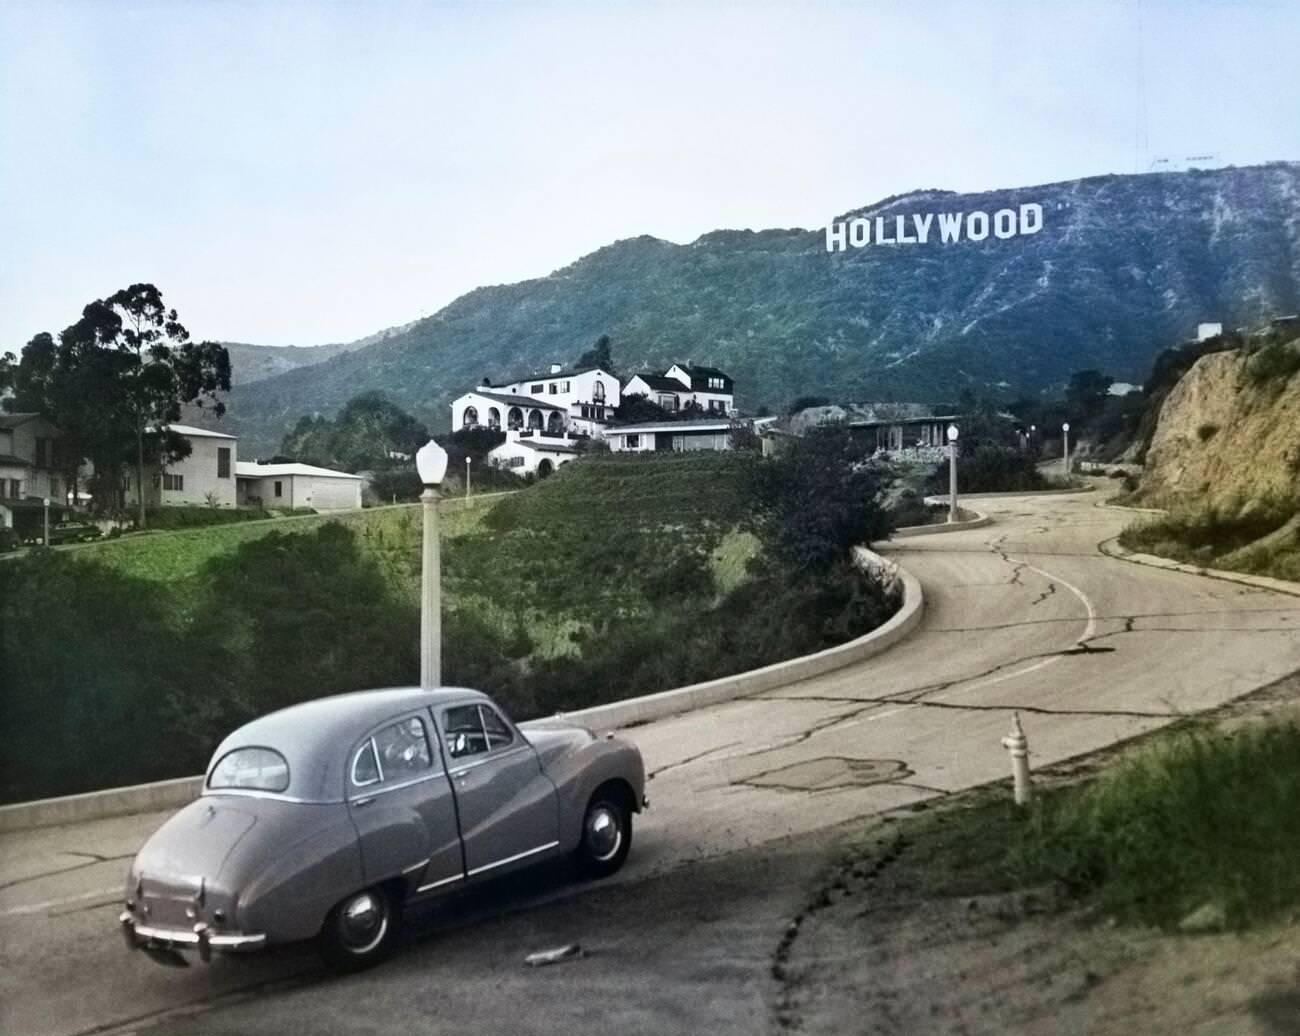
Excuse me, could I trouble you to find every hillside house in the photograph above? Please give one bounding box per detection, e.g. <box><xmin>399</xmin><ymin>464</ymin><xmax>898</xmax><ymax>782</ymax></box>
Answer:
<box><xmin>606</xmin><ymin>419</ymin><xmax>735</xmax><ymax>454</ymax></box>
<box><xmin>784</xmin><ymin>403</ymin><xmax>962</xmax><ymax>461</ymax></box>
<box><xmin>622</xmin><ymin>364</ymin><xmax>735</xmax><ymax>415</ymax></box>
<box><xmin>236</xmin><ymin>461</ymin><xmax>363</xmax><ymax>511</ymax></box>
<box><xmin>451</xmin><ymin>365</ymin><xmax>621</xmax><ymax>438</ymax></box>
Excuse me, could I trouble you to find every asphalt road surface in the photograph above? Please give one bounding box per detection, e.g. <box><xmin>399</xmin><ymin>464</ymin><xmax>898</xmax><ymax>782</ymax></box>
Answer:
<box><xmin>3</xmin><ymin>488</ymin><xmax>1298</xmax><ymax>1036</ymax></box>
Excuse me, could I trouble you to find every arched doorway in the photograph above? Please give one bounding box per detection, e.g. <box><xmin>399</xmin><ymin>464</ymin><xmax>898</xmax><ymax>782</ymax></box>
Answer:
<box><xmin>462</xmin><ymin>405</ymin><xmax>478</xmax><ymax>429</ymax></box>
<box><xmin>507</xmin><ymin>407</ymin><xmax>523</xmax><ymax>430</ymax></box>
<box><xmin>527</xmin><ymin>409</ymin><xmax>544</xmax><ymax>431</ymax></box>
<box><xmin>546</xmin><ymin>411</ymin><xmax>563</xmax><ymax>435</ymax></box>
<box><xmin>537</xmin><ymin>458</ymin><xmax>554</xmax><ymax>478</ymax></box>
<box><xmin>487</xmin><ymin>407</ymin><xmax>501</xmax><ymax>430</ymax></box>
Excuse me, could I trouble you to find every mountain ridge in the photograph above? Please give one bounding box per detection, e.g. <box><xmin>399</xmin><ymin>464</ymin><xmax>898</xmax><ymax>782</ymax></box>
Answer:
<box><xmin>211</xmin><ymin>162</ymin><xmax>1300</xmax><ymax>455</ymax></box>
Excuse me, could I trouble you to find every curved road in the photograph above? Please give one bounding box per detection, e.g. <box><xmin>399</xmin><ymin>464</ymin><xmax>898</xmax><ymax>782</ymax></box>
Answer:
<box><xmin>3</xmin><ymin>488</ymin><xmax>1298</xmax><ymax>1036</ymax></box>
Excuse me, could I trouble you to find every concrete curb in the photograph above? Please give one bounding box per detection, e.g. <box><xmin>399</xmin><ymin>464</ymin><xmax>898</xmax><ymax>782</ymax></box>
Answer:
<box><xmin>1094</xmin><ymin>499</ymin><xmax>1168</xmax><ymax>515</ymax></box>
<box><xmin>892</xmin><ymin>505</ymin><xmax>992</xmax><ymax>538</ymax></box>
<box><xmin>1098</xmin><ymin>537</ymin><xmax>1300</xmax><ymax>599</ymax></box>
<box><xmin>555</xmin><ymin>549</ymin><xmax>924</xmax><ymax>732</ymax></box>
<box><xmin>0</xmin><ymin>552</ymin><xmax>925</xmax><ymax>832</ymax></box>
<box><xmin>0</xmin><ymin>775</ymin><xmax>205</xmax><ymax>834</ymax></box>
<box><xmin>949</xmin><ymin>485</ymin><xmax>1095</xmax><ymax>498</ymax></box>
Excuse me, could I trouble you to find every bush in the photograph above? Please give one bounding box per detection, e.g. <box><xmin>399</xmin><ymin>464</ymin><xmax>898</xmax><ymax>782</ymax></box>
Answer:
<box><xmin>927</xmin><ymin>443</ymin><xmax>1048</xmax><ymax>495</ymax></box>
<box><xmin>1243</xmin><ymin>339</ymin><xmax>1300</xmax><ymax>388</ymax></box>
<box><xmin>1012</xmin><ymin>722</ymin><xmax>1300</xmax><ymax>929</ymax></box>
<box><xmin>145</xmin><ymin>506</ymin><xmax>266</xmax><ymax>530</ymax></box>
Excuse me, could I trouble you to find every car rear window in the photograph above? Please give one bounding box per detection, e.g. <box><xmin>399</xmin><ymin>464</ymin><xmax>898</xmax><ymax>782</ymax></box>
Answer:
<box><xmin>208</xmin><ymin>747</ymin><xmax>290</xmax><ymax>792</ymax></box>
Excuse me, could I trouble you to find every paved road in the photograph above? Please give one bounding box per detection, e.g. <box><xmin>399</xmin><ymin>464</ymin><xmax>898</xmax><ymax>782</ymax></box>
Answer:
<box><xmin>3</xmin><ymin>488</ymin><xmax>1298</xmax><ymax>1036</ymax></box>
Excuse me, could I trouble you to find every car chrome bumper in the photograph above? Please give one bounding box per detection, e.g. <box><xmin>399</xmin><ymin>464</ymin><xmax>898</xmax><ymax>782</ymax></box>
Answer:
<box><xmin>120</xmin><ymin>912</ymin><xmax>266</xmax><ymax>961</ymax></box>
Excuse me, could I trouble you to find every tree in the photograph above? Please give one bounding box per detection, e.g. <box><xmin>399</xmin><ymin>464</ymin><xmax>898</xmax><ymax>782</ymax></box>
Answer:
<box><xmin>748</xmin><ymin>426</ymin><xmax>891</xmax><ymax>573</ymax></box>
<box><xmin>100</xmin><ymin>285</ymin><xmax>230</xmax><ymax>526</ymax></box>
<box><xmin>1065</xmin><ymin>369</ymin><xmax>1114</xmax><ymax>423</ymax></box>
<box><xmin>616</xmin><ymin>393</ymin><xmax>675</xmax><ymax>424</ymax></box>
<box><xmin>786</xmin><ymin>394</ymin><xmax>830</xmax><ymax>416</ymax></box>
<box><xmin>280</xmin><ymin>392</ymin><xmax>428</xmax><ymax>471</ymax></box>
<box><xmin>575</xmin><ymin>334</ymin><xmax>615</xmax><ymax>373</ymax></box>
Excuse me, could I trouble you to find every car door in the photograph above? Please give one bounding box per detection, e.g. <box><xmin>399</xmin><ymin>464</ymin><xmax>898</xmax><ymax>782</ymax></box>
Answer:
<box><xmin>347</xmin><ymin>712</ymin><xmax>464</xmax><ymax>894</ymax></box>
<box><xmin>437</xmin><ymin>701</ymin><xmax>560</xmax><ymax>878</ymax></box>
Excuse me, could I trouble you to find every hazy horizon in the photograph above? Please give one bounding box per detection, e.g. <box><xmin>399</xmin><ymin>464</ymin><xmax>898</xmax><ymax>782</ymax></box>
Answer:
<box><xmin>3</xmin><ymin>1</ymin><xmax>1298</xmax><ymax>349</ymax></box>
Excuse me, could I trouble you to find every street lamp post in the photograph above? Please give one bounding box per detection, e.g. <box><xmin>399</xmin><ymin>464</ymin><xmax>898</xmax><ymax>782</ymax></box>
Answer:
<box><xmin>43</xmin><ymin>497</ymin><xmax>50</xmax><ymax>546</ymax></box>
<box><xmin>1062</xmin><ymin>422</ymin><xmax>1071</xmax><ymax>480</ymax></box>
<box><xmin>465</xmin><ymin>456</ymin><xmax>472</xmax><ymax>499</ymax></box>
<box><xmin>946</xmin><ymin>424</ymin><xmax>959</xmax><ymax>523</ymax></box>
<box><xmin>416</xmin><ymin>440</ymin><xmax>449</xmax><ymax>690</ymax></box>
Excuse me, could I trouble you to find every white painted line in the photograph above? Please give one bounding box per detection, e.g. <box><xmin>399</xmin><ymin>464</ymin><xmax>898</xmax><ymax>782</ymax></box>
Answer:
<box><xmin>0</xmin><ymin>886</ymin><xmax>120</xmax><ymax>918</ymax></box>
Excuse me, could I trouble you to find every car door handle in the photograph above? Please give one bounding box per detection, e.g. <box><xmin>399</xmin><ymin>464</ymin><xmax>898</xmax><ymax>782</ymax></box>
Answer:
<box><xmin>353</xmin><ymin>796</ymin><xmax>374</xmax><ymax>807</ymax></box>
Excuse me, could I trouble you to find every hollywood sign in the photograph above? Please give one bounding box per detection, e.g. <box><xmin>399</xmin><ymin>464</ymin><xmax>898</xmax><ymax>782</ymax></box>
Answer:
<box><xmin>825</xmin><ymin>203</ymin><xmax>1043</xmax><ymax>252</ymax></box>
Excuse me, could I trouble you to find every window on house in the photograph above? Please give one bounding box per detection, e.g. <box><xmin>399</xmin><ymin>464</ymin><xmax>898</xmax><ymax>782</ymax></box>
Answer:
<box><xmin>626</xmin><ymin>434</ymin><xmax>640</xmax><ymax>448</ymax></box>
<box><xmin>163</xmin><ymin>473</ymin><xmax>183</xmax><ymax>491</ymax></box>
<box><xmin>531</xmin><ymin>383</ymin><xmax>543</xmax><ymax>394</ymax></box>
<box><xmin>49</xmin><ymin>477</ymin><xmax>59</xmax><ymax>501</ymax></box>
<box><xmin>34</xmin><ymin>438</ymin><xmax>48</xmax><ymax>467</ymax></box>
<box><xmin>274</xmin><ymin>480</ymin><xmax>283</xmax><ymax>498</ymax></box>
<box><xmin>548</xmin><ymin>384</ymin><xmax>557</xmax><ymax>394</ymax></box>
<box><xmin>593</xmin><ymin>380</ymin><xmax>606</xmax><ymax>402</ymax></box>
<box><xmin>507</xmin><ymin>456</ymin><xmax>524</xmax><ymax>468</ymax></box>
<box><xmin>6</xmin><ymin>479</ymin><xmax>20</xmax><ymax>499</ymax></box>
<box><xmin>217</xmin><ymin>447</ymin><xmax>231</xmax><ymax>478</ymax></box>
<box><xmin>563</xmin><ymin>381</ymin><xmax>571</xmax><ymax>392</ymax></box>
<box><xmin>708</xmin><ymin>376</ymin><xmax>725</xmax><ymax>390</ymax></box>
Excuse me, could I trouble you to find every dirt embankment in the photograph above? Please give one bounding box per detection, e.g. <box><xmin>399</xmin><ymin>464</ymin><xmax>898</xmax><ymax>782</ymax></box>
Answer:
<box><xmin>1139</xmin><ymin>343</ymin><xmax>1300</xmax><ymax>509</ymax></box>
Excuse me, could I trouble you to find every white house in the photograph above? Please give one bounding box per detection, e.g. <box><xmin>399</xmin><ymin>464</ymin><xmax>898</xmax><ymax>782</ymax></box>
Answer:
<box><xmin>153</xmin><ymin>424</ymin><xmax>239</xmax><ymax>508</ymax></box>
<box><xmin>451</xmin><ymin>365</ymin><xmax>621</xmax><ymax>438</ymax></box>
<box><xmin>487</xmin><ymin>437</ymin><xmax>581</xmax><ymax>478</ymax></box>
<box><xmin>236</xmin><ymin>461</ymin><xmax>363</xmax><ymax>511</ymax></box>
<box><xmin>622</xmin><ymin>363</ymin><xmax>735</xmax><ymax>415</ymax></box>
<box><xmin>0</xmin><ymin>412</ymin><xmax>71</xmax><ymax>533</ymax></box>
<box><xmin>606</xmin><ymin>419</ymin><xmax>735</xmax><ymax>453</ymax></box>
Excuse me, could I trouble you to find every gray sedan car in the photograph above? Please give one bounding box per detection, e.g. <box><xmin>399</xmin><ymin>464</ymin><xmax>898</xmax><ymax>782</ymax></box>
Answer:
<box><xmin>119</xmin><ymin>687</ymin><xmax>646</xmax><ymax>970</ymax></box>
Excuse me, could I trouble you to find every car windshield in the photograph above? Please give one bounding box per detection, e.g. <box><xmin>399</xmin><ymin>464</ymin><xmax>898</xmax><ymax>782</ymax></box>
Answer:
<box><xmin>208</xmin><ymin>747</ymin><xmax>290</xmax><ymax>792</ymax></box>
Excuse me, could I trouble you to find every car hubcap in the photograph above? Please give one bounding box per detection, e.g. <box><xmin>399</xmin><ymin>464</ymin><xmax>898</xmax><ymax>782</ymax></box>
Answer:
<box><xmin>338</xmin><ymin>891</ymin><xmax>388</xmax><ymax>954</ymax></box>
<box><xmin>586</xmin><ymin>805</ymin><xmax>622</xmax><ymax>862</ymax></box>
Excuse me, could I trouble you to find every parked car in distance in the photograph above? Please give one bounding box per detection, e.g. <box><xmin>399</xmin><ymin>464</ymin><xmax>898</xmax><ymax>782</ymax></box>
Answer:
<box><xmin>120</xmin><ymin>686</ymin><xmax>647</xmax><ymax>970</ymax></box>
<box><xmin>48</xmin><ymin>521</ymin><xmax>102</xmax><ymax>545</ymax></box>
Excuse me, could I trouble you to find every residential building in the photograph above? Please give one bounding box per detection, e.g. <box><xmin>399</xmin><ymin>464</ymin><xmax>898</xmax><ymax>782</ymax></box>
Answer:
<box><xmin>0</xmin><ymin>413</ymin><xmax>70</xmax><ymax>533</ymax></box>
<box><xmin>622</xmin><ymin>364</ymin><xmax>735</xmax><ymax>415</ymax></box>
<box><xmin>450</xmin><ymin>365</ymin><xmax>621</xmax><ymax>438</ymax></box>
<box><xmin>236</xmin><ymin>461</ymin><xmax>363</xmax><ymax>511</ymax></box>
<box><xmin>784</xmin><ymin>403</ymin><xmax>963</xmax><ymax>461</ymax></box>
<box><xmin>606</xmin><ymin>419</ymin><xmax>735</xmax><ymax>453</ymax></box>
<box><xmin>145</xmin><ymin>424</ymin><xmax>239</xmax><ymax>508</ymax></box>
<box><xmin>487</xmin><ymin>437</ymin><xmax>581</xmax><ymax>478</ymax></box>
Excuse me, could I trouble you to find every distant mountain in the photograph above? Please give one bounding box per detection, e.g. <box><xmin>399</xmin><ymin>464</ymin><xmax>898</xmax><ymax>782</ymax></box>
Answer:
<box><xmin>214</xmin><ymin>163</ymin><xmax>1300</xmax><ymax>454</ymax></box>
<box><xmin>221</xmin><ymin>320</ymin><xmax>421</xmax><ymax>385</ymax></box>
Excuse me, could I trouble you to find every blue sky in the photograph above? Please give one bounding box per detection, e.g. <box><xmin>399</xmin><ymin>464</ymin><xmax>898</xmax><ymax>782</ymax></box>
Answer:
<box><xmin>2</xmin><ymin>1</ymin><xmax>1296</xmax><ymax>348</ymax></box>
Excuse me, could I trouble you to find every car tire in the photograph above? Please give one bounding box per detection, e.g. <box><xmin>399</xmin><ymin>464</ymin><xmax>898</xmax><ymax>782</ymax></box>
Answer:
<box><xmin>318</xmin><ymin>885</ymin><xmax>401</xmax><ymax>972</ymax></box>
<box><xmin>574</xmin><ymin>793</ymin><xmax>632</xmax><ymax>879</ymax></box>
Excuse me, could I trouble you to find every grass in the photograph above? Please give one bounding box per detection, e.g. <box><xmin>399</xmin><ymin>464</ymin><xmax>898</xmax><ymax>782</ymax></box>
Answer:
<box><xmin>1119</xmin><ymin>493</ymin><xmax>1300</xmax><ymax>582</ymax></box>
<box><xmin>1011</xmin><ymin>721</ymin><xmax>1300</xmax><ymax>929</ymax></box>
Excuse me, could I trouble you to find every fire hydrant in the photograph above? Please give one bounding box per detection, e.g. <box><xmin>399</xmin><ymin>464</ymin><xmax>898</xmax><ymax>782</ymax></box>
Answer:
<box><xmin>1001</xmin><ymin>712</ymin><xmax>1032</xmax><ymax>806</ymax></box>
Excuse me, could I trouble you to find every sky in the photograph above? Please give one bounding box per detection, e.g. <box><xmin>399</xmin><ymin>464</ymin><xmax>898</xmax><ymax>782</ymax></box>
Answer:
<box><xmin>2</xmin><ymin>0</ymin><xmax>1297</xmax><ymax>349</ymax></box>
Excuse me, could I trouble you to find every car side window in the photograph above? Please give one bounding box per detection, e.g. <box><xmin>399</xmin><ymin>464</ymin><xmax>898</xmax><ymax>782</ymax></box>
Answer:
<box><xmin>443</xmin><ymin>705</ymin><xmax>490</xmax><ymax>759</ymax></box>
<box><xmin>352</xmin><ymin>740</ymin><xmax>381</xmax><ymax>787</ymax></box>
<box><xmin>480</xmin><ymin>706</ymin><xmax>515</xmax><ymax>750</ymax></box>
<box><xmin>375</xmin><ymin>717</ymin><xmax>432</xmax><ymax>779</ymax></box>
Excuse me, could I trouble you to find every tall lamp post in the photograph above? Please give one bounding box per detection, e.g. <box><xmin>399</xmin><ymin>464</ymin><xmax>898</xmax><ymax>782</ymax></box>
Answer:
<box><xmin>946</xmin><ymin>424</ymin><xmax>959</xmax><ymax>523</ymax></box>
<box><xmin>43</xmin><ymin>497</ymin><xmax>50</xmax><ymax>546</ymax></box>
<box><xmin>1062</xmin><ymin>421</ymin><xmax>1071</xmax><ymax>480</ymax></box>
<box><xmin>416</xmin><ymin>439</ymin><xmax>449</xmax><ymax>690</ymax></box>
<box><xmin>465</xmin><ymin>456</ymin><xmax>472</xmax><ymax>499</ymax></box>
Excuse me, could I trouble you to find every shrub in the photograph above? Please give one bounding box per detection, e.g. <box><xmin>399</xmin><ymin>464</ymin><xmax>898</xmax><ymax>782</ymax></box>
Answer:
<box><xmin>926</xmin><ymin>443</ymin><xmax>1048</xmax><ymax>494</ymax></box>
<box><xmin>1243</xmin><ymin>339</ymin><xmax>1300</xmax><ymax>388</ymax></box>
<box><xmin>1012</xmin><ymin>722</ymin><xmax>1300</xmax><ymax>929</ymax></box>
<box><xmin>145</xmin><ymin>506</ymin><xmax>267</xmax><ymax>530</ymax></box>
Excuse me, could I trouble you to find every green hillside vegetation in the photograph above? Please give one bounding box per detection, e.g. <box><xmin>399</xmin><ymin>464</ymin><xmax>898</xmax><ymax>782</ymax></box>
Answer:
<box><xmin>220</xmin><ymin>163</ymin><xmax>1300</xmax><ymax>454</ymax></box>
<box><xmin>1</xmin><ymin>444</ymin><xmax>897</xmax><ymax>802</ymax></box>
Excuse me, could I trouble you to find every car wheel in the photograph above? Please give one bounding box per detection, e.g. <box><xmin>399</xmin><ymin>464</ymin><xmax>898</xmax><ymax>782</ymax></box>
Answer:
<box><xmin>575</xmin><ymin>793</ymin><xmax>632</xmax><ymax>878</ymax></box>
<box><xmin>319</xmin><ymin>886</ymin><xmax>400</xmax><ymax>971</ymax></box>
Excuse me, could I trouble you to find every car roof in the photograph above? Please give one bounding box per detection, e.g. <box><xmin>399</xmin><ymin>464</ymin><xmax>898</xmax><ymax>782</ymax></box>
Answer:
<box><xmin>205</xmin><ymin>686</ymin><xmax>492</xmax><ymax>802</ymax></box>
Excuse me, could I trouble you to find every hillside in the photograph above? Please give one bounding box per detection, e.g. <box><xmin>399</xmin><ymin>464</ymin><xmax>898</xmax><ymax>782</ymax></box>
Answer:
<box><xmin>220</xmin><ymin>319</ymin><xmax>422</xmax><ymax>385</ymax></box>
<box><xmin>1121</xmin><ymin>330</ymin><xmax>1300</xmax><ymax>581</ymax></box>
<box><xmin>1138</xmin><ymin>334</ymin><xmax>1300</xmax><ymax>508</ymax></box>
<box><xmin>214</xmin><ymin>162</ymin><xmax>1300</xmax><ymax>454</ymax></box>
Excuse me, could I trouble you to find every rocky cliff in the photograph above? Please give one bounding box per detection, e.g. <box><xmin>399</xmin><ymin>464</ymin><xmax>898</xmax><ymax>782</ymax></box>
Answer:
<box><xmin>1139</xmin><ymin>334</ymin><xmax>1300</xmax><ymax>509</ymax></box>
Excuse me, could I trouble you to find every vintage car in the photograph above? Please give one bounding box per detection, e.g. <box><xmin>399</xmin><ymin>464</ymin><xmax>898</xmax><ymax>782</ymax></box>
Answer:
<box><xmin>119</xmin><ymin>686</ymin><xmax>646</xmax><ymax>970</ymax></box>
